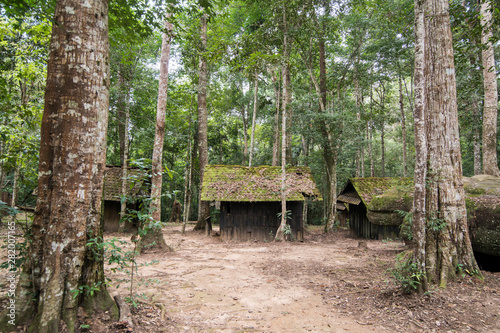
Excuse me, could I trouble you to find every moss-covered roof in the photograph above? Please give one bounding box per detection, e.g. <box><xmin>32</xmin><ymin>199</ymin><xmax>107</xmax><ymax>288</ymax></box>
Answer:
<box><xmin>103</xmin><ymin>166</ymin><xmax>150</xmax><ymax>202</ymax></box>
<box><xmin>201</xmin><ymin>165</ymin><xmax>322</xmax><ymax>202</ymax></box>
<box><xmin>350</xmin><ymin>177</ymin><xmax>414</xmax><ymax>211</ymax></box>
<box><xmin>337</xmin><ymin>176</ymin><xmax>500</xmax><ymax>230</ymax></box>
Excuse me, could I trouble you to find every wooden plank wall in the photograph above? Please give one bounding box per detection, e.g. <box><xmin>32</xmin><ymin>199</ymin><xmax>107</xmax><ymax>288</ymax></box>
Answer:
<box><xmin>349</xmin><ymin>203</ymin><xmax>400</xmax><ymax>240</ymax></box>
<box><xmin>220</xmin><ymin>201</ymin><xmax>304</xmax><ymax>241</ymax></box>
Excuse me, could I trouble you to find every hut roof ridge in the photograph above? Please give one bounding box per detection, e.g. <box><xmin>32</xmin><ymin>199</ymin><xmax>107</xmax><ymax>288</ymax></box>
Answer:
<box><xmin>201</xmin><ymin>165</ymin><xmax>322</xmax><ymax>202</ymax></box>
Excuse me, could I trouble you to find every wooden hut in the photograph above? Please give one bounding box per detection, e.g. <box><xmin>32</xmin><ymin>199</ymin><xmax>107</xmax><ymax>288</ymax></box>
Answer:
<box><xmin>337</xmin><ymin>176</ymin><xmax>500</xmax><ymax>257</ymax></box>
<box><xmin>102</xmin><ymin>166</ymin><xmax>150</xmax><ymax>232</ymax></box>
<box><xmin>337</xmin><ymin>177</ymin><xmax>413</xmax><ymax>240</ymax></box>
<box><xmin>201</xmin><ymin>165</ymin><xmax>322</xmax><ymax>241</ymax></box>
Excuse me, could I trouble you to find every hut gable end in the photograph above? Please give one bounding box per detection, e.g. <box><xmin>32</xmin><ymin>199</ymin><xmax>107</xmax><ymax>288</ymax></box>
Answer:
<box><xmin>103</xmin><ymin>166</ymin><xmax>150</xmax><ymax>202</ymax></box>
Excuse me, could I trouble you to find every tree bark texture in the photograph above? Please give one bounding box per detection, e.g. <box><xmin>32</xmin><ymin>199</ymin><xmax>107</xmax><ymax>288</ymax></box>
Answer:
<box><xmin>480</xmin><ymin>0</ymin><xmax>500</xmax><ymax>176</ymax></box>
<box><xmin>399</xmin><ymin>75</ymin><xmax>408</xmax><ymax>177</ymax></box>
<box><xmin>276</xmin><ymin>3</ymin><xmax>289</xmax><ymax>241</ymax></box>
<box><xmin>473</xmin><ymin>102</ymin><xmax>482</xmax><ymax>176</ymax></box>
<box><xmin>412</xmin><ymin>0</ymin><xmax>428</xmax><ymax>293</ymax></box>
<box><xmin>249</xmin><ymin>71</ymin><xmax>258</xmax><ymax>167</ymax></box>
<box><xmin>271</xmin><ymin>70</ymin><xmax>281</xmax><ymax>167</ymax></box>
<box><xmin>413</xmin><ymin>0</ymin><xmax>481</xmax><ymax>290</ymax></box>
<box><xmin>118</xmin><ymin>74</ymin><xmax>130</xmax><ymax>233</ymax></box>
<box><xmin>141</xmin><ymin>16</ymin><xmax>173</xmax><ymax>251</ymax></box>
<box><xmin>195</xmin><ymin>14</ymin><xmax>210</xmax><ymax>230</ymax></box>
<box><xmin>240</xmin><ymin>104</ymin><xmax>249</xmax><ymax>165</ymax></box>
<box><xmin>0</xmin><ymin>0</ymin><xmax>118</xmax><ymax>331</ymax></box>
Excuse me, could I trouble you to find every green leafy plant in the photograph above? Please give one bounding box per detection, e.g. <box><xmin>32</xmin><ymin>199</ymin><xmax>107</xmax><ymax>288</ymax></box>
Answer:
<box><xmin>396</xmin><ymin>210</ymin><xmax>413</xmax><ymax>241</ymax></box>
<box><xmin>427</xmin><ymin>211</ymin><xmax>447</xmax><ymax>232</ymax></box>
<box><xmin>390</xmin><ymin>251</ymin><xmax>424</xmax><ymax>294</ymax></box>
<box><xmin>0</xmin><ymin>202</ymin><xmax>32</xmax><ymax>270</ymax></box>
<box><xmin>282</xmin><ymin>224</ymin><xmax>295</xmax><ymax>241</ymax></box>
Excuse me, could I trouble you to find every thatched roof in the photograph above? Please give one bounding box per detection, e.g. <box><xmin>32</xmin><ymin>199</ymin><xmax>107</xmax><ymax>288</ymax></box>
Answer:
<box><xmin>200</xmin><ymin>165</ymin><xmax>322</xmax><ymax>202</ymax></box>
<box><xmin>103</xmin><ymin>166</ymin><xmax>150</xmax><ymax>202</ymax></box>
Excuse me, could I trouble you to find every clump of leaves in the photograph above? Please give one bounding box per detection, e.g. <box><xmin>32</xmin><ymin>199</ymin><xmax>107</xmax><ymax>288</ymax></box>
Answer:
<box><xmin>396</xmin><ymin>210</ymin><xmax>413</xmax><ymax>241</ymax></box>
<box><xmin>390</xmin><ymin>251</ymin><xmax>424</xmax><ymax>294</ymax></box>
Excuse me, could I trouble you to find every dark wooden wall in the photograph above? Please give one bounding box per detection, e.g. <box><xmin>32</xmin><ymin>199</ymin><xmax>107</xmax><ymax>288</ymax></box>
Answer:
<box><xmin>103</xmin><ymin>201</ymin><xmax>137</xmax><ymax>232</ymax></box>
<box><xmin>349</xmin><ymin>203</ymin><xmax>399</xmax><ymax>240</ymax></box>
<box><xmin>220</xmin><ymin>201</ymin><xmax>303</xmax><ymax>241</ymax></box>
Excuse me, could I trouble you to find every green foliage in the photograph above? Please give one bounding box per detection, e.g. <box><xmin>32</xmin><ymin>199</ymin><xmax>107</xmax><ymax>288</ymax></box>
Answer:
<box><xmin>456</xmin><ymin>263</ymin><xmax>482</xmax><ymax>280</ymax></box>
<box><xmin>70</xmin><ymin>281</ymin><xmax>104</xmax><ymax>299</ymax></box>
<box><xmin>390</xmin><ymin>251</ymin><xmax>424</xmax><ymax>294</ymax></box>
<box><xmin>396</xmin><ymin>210</ymin><xmax>413</xmax><ymax>241</ymax></box>
<box><xmin>0</xmin><ymin>203</ymin><xmax>32</xmax><ymax>270</ymax></box>
<box><xmin>427</xmin><ymin>211</ymin><xmax>447</xmax><ymax>232</ymax></box>
<box><xmin>282</xmin><ymin>224</ymin><xmax>294</xmax><ymax>241</ymax></box>
<box><xmin>276</xmin><ymin>209</ymin><xmax>292</xmax><ymax>221</ymax></box>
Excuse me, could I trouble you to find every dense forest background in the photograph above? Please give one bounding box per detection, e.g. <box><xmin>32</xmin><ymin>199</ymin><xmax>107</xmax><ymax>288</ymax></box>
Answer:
<box><xmin>1</xmin><ymin>0</ymin><xmax>499</xmax><ymax>224</ymax></box>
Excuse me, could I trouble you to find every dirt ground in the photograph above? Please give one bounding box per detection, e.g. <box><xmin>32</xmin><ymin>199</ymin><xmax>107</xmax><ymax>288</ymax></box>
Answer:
<box><xmin>1</xmin><ymin>222</ymin><xmax>500</xmax><ymax>332</ymax></box>
<box><xmin>101</xmin><ymin>224</ymin><xmax>500</xmax><ymax>333</ymax></box>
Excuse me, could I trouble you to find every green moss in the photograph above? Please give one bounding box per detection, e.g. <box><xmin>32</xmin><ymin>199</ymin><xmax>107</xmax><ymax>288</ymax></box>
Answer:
<box><xmin>201</xmin><ymin>165</ymin><xmax>322</xmax><ymax>202</ymax></box>
<box><xmin>465</xmin><ymin>187</ymin><xmax>487</xmax><ymax>196</ymax></box>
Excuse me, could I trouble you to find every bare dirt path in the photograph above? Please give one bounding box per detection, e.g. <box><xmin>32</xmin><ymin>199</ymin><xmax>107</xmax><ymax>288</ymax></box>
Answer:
<box><xmin>102</xmin><ymin>224</ymin><xmax>500</xmax><ymax>333</ymax></box>
<box><xmin>1</xmin><ymin>219</ymin><xmax>499</xmax><ymax>332</ymax></box>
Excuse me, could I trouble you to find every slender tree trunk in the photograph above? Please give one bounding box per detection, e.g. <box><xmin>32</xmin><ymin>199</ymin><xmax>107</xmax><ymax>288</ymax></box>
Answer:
<box><xmin>276</xmin><ymin>2</ymin><xmax>289</xmax><ymax>241</ymax></box>
<box><xmin>0</xmin><ymin>1</ymin><xmax>118</xmax><ymax>330</ymax></box>
<box><xmin>369</xmin><ymin>83</ymin><xmax>374</xmax><ymax>177</ymax></box>
<box><xmin>0</xmin><ymin>142</ymin><xmax>4</xmax><ymax>198</ymax></box>
<box><xmin>241</xmin><ymin>105</ymin><xmax>249</xmax><ymax>165</ymax></box>
<box><xmin>118</xmin><ymin>75</ymin><xmax>130</xmax><ymax>233</ymax></box>
<box><xmin>284</xmin><ymin>64</ymin><xmax>292</xmax><ymax>165</ymax></box>
<box><xmin>355</xmin><ymin>77</ymin><xmax>361</xmax><ymax>177</ymax></box>
<box><xmin>480</xmin><ymin>0</ymin><xmax>500</xmax><ymax>176</ymax></box>
<box><xmin>399</xmin><ymin>75</ymin><xmax>407</xmax><ymax>177</ymax></box>
<box><xmin>271</xmin><ymin>70</ymin><xmax>281</xmax><ymax>166</ymax></box>
<box><xmin>473</xmin><ymin>102</ymin><xmax>482</xmax><ymax>175</ymax></box>
<box><xmin>182</xmin><ymin>96</ymin><xmax>195</xmax><ymax>233</ymax></box>
<box><xmin>140</xmin><ymin>15</ymin><xmax>173</xmax><ymax>251</ymax></box>
<box><xmin>381</xmin><ymin>120</ymin><xmax>385</xmax><ymax>177</ymax></box>
<box><xmin>195</xmin><ymin>14</ymin><xmax>210</xmax><ymax>231</ymax></box>
<box><xmin>249</xmin><ymin>71</ymin><xmax>258</xmax><ymax>167</ymax></box>
<box><xmin>323</xmin><ymin>146</ymin><xmax>338</xmax><ymax>233</ymax></box>
<box><xmin>11</xmin><ymin>162</ymin><xmax>19</xmax><ymax>208</ymax></box>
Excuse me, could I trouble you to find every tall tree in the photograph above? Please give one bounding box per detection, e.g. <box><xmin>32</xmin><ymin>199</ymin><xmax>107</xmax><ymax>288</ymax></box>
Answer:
<box><xmin>412</xmin><ymin>0</ymin><xmax>480</xmax><ymax>292</ymax></box>
<box><xmin>275</xmin><ymin>0</ymin><xmax>290</xmax><ymax>241</ymax></box>
<box><xmin>195</xmin><ymin>13</ymin><xmax>210</xmax><ymax>231</ymax></box>
<box><xmin>140</xmin><ymin>14</ymin><xmax>173</xmax><ymax>251</ymax></box>
<box><xmin>480</xmin><ymin>0</ymin><xmax>500</xmax><ymax>176</ymax></box>
<box><xmin>0</xmin><ymin>0</ymin><xmax>118</xmax><ymax>330</ymax></box>
<box><xmin>248</xmin><ymin>71</ymin><xmax>258</xmax><ymax>167</ymax></box>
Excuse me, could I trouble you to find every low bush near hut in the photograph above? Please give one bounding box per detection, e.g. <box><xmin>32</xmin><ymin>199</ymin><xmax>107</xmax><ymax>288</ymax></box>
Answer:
<box><xmin>390</xmin><ymin>251</ymin><xmax>424</xmax><ymax>294</ymax></box>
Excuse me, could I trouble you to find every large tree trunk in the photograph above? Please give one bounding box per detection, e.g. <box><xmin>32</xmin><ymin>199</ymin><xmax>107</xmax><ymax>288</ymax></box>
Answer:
<box><xmin>140</xmin><ymin>15</ymin><xmax>173</xmax><ymax>251</ymax></box>
<box><xmin>480</xmin><ymin>0</ymin><xmax>500</xmax><ymax>176</ymax></box>
<box><xmin>412</xmin><ymin>0</ymin><xmax>481</xmax><ymax>292</ymax></box>
<box><xmin>412</xmin><ymin>0</ymin><xmax>428</xmax><ymax>293</ymax></box>
<box><xmin>0</xmin><ymin>0</ymin><xmax>118</xmax><ymax>331</ymax></box>
<box><xmin>195</xmin><ymin>14</ymin><xmax>210</xmax><ymax>231</ymax></box>
<box><xmin>249</xmin><ymin>71</ymin><xmax>258</xmax><ymax>167</ymax></box>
